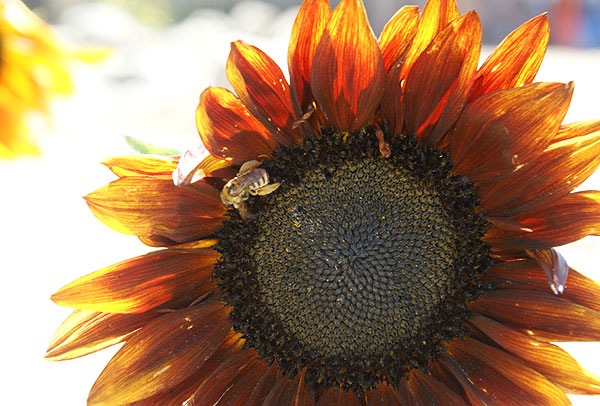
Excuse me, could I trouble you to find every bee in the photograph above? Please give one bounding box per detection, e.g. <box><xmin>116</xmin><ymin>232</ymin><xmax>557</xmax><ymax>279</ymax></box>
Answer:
<box><xmin>220</xmin><ymin>160</ymin><xmax>280</xmax><ymax>220</ymax></box>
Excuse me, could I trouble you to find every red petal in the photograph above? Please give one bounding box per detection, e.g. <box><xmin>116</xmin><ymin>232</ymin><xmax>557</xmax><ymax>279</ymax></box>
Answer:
<box><xmin>469</xmin><ymin>315</ymin><xmax>600</xmax><ymax>395</ymax></box>
<box><xmin>479</xmin><ymin>119</ymin><xmax>600</xmax><ymax>216</ymax></box>
<box><xmin>87</xmin><ymin>301</ymin><xmax>231</xmax><ymax>405</ymax></box>
<box><xmin>316</xmin><ymin>388</ymin><xmax>361</xmax><ymax>406</ymax></box>
<box><xmin>51</xmin><ymin>249</ymin><xmax>218</xmax><ymax>313</ymax></box>
<box><xmin>378</xmin><ymin>6</ymin><xmax>419</xmax><ymax>72</ymax></box>
<box><xmin>364</xmin><ymin>383</ymin><xmax>402</xmax><ymax>405</ymax></box>
<box><xmin>45</xmin><ymin>310</ymin><xmax>154</xmax><ymax>361</ymax></box>
<box><xmin>485</xmin><ymin>191</ymin><xmax>600</xmax><ymax>249</ymax></box>
<box><xmin>262</xmin><ymin>369</ymin><xmax>315</xmax><ymax>406</ymax></box>
<box><xmin>85</xmin><ymin>177</ymin><xmax>225</xmax><ymax>244</ymax></box>
<box><xmin>288</xmin><ymin>0</ymin><xmax>331</xmax><ymax>110</ymax></box>
<box><xmin>470</xmin><ymin>14</ymin><xmax>549</xmax><ymax>100</ymax></box>
<box><xmin>443</xmin><ymin>338</ymin><xmax>570</xmax><ymax>405</ymax></box>
<box><xmin>450</xmin><ymin>82</ymin><xmax>573</xmax><ymax>182</ymax></box>
<box><xmin>469</xmin><ymin>288</ymin><xmax>600</xmax><ymax>341</ymax></box>
<box><xmin>190</xmin><ymin>346</ymin><xmax>260</xmax><ymax>405</ymax></box>
<box><xmin>310</xmin><ymin>0</ymin><xmax>385</xmax><ymax>133</ymax></box>
<box><xmin>227</xmin><ymin>41</ymin><xmax>303</xmax><ymax>146</ymax></box>
<box><xmin>197</xmin><ymin>86</ymin><xmax>278</xmax><ymax>164</ymax></box>
<box><xmin>404</xmin><ymin>11</ymin><xmax>481</xmax><ymax>146</ymax></box>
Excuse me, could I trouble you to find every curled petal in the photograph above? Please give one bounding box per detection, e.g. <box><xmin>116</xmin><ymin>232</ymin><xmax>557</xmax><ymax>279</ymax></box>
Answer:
<box><xmin>197</xmin><ymin>86</ymin><xmax>277</xmax><ymax>164</ymax></box>
<box><xmin>469</xmin><ymin>315</ymin><xmax>600</xmax><ymax>395</ymax></box>
<box><xmin>288</xmin><ymin>0</ymin><xmax>331</xmax><ymax>110</ymax></box>
<box><xmin>310</xmin><ymin>0</ymin><xmax>385</xmax><ymax>133</ymax></box>
<box><xmin>85</xmin><ymin>177</ymin><xmax>225</xmax><ymax>244</ymax></box>
<box><xmin>404</xmin><ymin>11</ymin><xmax>481</xmax><ymax>145</ymax></box>
<box><xmin>51</xmin><ymin>249</ymin><xmax>218</xmax><ymax>313</ymax></box>
<box><xmin>469</xmin><ymin>289</ymin><xmax>600</xmax><ymax>341</ymax></box>
<box><xmin>378</xmin><ymin>6</ymin><xmax>419</xmax><ymax>72</ymax></box>
<box><xmin>479</xmin><ymin>119</ymin><xmax>600</xmax><ymax>216</ymax></box>
<box><xmin>45</xmin><ymin>310</ymin><xmax>154</xmax><ymax>361</ymax></box>
<box><xmin>470</xmin><ymin>14</ymin><xmax>549</xmax><ymax>100</ymax></box>
<box><xmin>172</xmin><ymin>143</ymin><xmax>232</xmax><ymax>186</ymax></box>
<box><xmin>486</xmin><ymin>191</ymin><xmax>600</xmax><ymax>249</ymax></box>
<box><xmin>443</xmin><ymin>338</ymin><xmax>570</xmax><ymax>405</ymax></box>
<box><xmin>525</xmin><ymin>248</ymin><xmax>569</xmax><ymax>295</ymax></box>
<box><xmin>484</xmin><ymin>260</ymin><xmax>600</xmax><ymax>315</ymax></box>
<box><xmin>227</xmin><ymin>41</ymin><xmax>303</xmax><ymax>146</ymax></box>
<box><xmin>450</xmin><ymin>82</ymin><xmax>573</xmax><ymax>182</ymax></box>
<box><xmin>88</xmin><ymin>301</ymin><xmax>231</xmax><ymax>405</ymax></box>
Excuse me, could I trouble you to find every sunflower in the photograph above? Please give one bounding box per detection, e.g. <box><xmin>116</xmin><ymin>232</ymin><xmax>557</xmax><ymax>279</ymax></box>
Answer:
<box><xmin>0</xmin><ymin>0</ymin><xmax>107</xmax><ymax>158</ymax></box>
<box><xmin>47</xmin><ymin>0</ymin><xmax>600</xmax><ymax>404</ymax></box>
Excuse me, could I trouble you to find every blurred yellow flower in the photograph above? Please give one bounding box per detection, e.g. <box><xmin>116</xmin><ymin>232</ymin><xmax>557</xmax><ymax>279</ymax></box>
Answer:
<box><xmin>0</xmin><ymin>0</ymin><xmax>108</xmax><ymax>158</ymax></box>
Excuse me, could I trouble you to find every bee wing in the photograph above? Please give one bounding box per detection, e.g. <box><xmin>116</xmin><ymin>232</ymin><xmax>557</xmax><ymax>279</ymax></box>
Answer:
<box><xmin>256</xmin><ymin>182</ymin><xmax>280</xmax><ymax>195</ymax></box>
<box><xmin>238</xmin><ymin>160</ymin><xmax>262</xmax><ymax>176</ymax></box>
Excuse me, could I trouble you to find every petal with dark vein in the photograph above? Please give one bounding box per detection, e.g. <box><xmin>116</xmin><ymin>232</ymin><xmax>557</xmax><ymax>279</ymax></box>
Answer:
<box><xmin>310</xmin><ymin>0</ymin><xmax>385</xmax><ymax>133</ymax></box>
<box><xmin>450</xmin><ymin>82</ymin><xmax>573</xmax><ymax>182</ymax></box>
<box><xmin>85</xmin><ymin>177</ymin><xmax>225</xmax><ymax>243</ymax></box>
<box><xmin>197</xmin><ymin>86</ymin><xmax>278</xmax><ymax>164</ymax></box>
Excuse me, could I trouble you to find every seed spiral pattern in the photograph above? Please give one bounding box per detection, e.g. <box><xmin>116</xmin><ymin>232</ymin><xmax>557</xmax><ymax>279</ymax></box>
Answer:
<box><xmin>214</xmin><ymin>129</ymin><xmax>492</xmax><ymax>392</ymax></box>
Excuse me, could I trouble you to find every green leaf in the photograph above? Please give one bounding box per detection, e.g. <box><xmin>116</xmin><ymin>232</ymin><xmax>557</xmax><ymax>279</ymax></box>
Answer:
<box><xmin>124</xmin><ymin>135</ymin><xmax>180</xmax><ymax>156</ymax></box>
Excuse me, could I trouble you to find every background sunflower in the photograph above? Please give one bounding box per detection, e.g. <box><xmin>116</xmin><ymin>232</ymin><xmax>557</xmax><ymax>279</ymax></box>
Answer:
<box><xmin>0</xmin><ymin>1</ymin><xmax>599</xmax><ymax>405</ymax></box>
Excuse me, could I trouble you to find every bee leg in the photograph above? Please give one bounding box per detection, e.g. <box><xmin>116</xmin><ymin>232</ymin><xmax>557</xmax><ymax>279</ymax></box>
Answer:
<box><xmin>238</xmin><ymin>202</ymin><xmax>254</xmax><ymax>222</ymax></box>
<box><xmin>256</xmin><ymin>182</ymin><xmax>281</xmax><ymax>195</ymax></box>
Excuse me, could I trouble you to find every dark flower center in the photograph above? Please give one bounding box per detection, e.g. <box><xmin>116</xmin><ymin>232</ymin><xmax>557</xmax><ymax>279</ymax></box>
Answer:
<box><xmin>214</xmin><ymin>129</ymin><xmax>492</xmax><ymax>393</ymax></box>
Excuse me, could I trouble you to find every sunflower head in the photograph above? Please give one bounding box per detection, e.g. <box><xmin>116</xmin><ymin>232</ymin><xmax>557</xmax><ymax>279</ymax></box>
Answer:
<box><xmin>48</xmin><ymin>0</ymin><xmax>600</xmax><ymax>405</ymax></box>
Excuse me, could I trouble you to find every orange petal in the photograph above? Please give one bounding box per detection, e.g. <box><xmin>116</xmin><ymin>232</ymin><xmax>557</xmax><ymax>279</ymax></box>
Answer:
<box><xmin>172</xmin><ymin>143</ymin><xmax>232</xmax><ymax>186</ymax></box>
<box><xmin>450</xmin><ymin>82</ymin><xmax>573</xmax><ymax>182</ymax></box>
<box><xmin>443</xmin><ymin>338</ymin><xmax>570</xmax><ymax>405</ymax></box>
<box><xmin>469</xmin><ymin>315</ymin><xmax>600</xmax><ymax>395</ymax></box>
<box><xmin>310</xmin><ymin>0</ymin><xmax>385</xmax><ymax>133</ymax></box>
<box><xmin>316</xmin><ymin>388</ymin><xmax>361</xmax><ymax>406</ymax></box>
<box><xmin>486</xmin><ymin>191</ymin><xmax>600</xmax><ymax>249</ymax></box>
<box><xmin>101</xmin><ymin>155</ymin><xmax>178</xmax><ymax>178</ymax></box>
<box><xmin>401</xmin><ymin>0</ymin><xmax>460</xmax><ymax>76</ymax></box>
<box><xmin>403</xmin><ymin>11</ymin><xmax>481</xmax><ymax>146</ymax></box>
<box><xmin>470</xmin><ymin>14</ymin><xmax>549</xmax><ymax>101</ymax></box>
<box><xmin>469</xmin><ymin>288</ymin><xmax>600</xmax><ymax>341</ymax></box>
<box><xmin>288</xmin><ymin>0</ymin><xmax>331</xmax><ymax>110</ymax></box>
<box><xmin>197</xmin><ymin>86</ymin><xmax>278</xmax><ymax>164</ymax></box>
<box><xmin>244</xmin><ymin>365</ymin><xmax>281</xmax><ymax>406</ymax></box>
<box><xmin>85</xmin><ymin>177</ymin><xmax>225</xmax><ymax>243</ymax></box>
<box><xmin>227</xmin><ymin>41</ymin><xmax>303</xmax><ymax>146</ymax></box>
<box><xmin>87</xmin><ymin>301</ymin><xmax>231</xmax><ymax>405</ymax></box>
<box><xmin>51</xmin><ymin>249</ymin><xmax>218</xmax><ymax>313</ymax></box>
<box><xmin>479</xmin><ymin>119</ymin><xmax>600</xmax><ymax>216</ymax></box>
<box><xmin>45</xmin><ymin>310</ymin><xmax>154</xmax><ymax>361</ymax></box>
<box><xmin>378</xmin><ymin>6</ymin><xmax>419</xmax><ymax>72</ymax></box>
